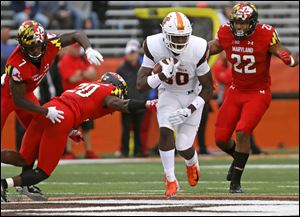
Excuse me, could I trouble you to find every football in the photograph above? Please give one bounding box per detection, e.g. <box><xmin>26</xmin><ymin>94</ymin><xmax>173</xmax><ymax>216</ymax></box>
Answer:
<box><xmin>153</xmin><ymin>57</ymin><xmax>179</xmax><ymax>74</ymax></box>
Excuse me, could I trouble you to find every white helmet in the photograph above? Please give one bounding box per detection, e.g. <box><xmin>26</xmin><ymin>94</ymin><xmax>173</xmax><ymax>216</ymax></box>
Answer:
<box><xmin>161</xmin><ymin>12</ymin><xmax>192</xmax><ymax>54</ymax></box>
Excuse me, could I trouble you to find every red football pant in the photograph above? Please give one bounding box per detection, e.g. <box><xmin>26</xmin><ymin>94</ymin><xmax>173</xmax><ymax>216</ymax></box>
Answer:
<box><xmin>1</xmin><ymin>88</ymin><xmax>40</xmax><ymax>132</ymax></box>
<box><xmin>19</xmin><ymin>98</ymin><xmax>76</xmax><ymax>176</ymax></box>
<box><xmin>215</xmin><ymin>87</ymin><xmax>272</xmax><ymax>142</ymax></box>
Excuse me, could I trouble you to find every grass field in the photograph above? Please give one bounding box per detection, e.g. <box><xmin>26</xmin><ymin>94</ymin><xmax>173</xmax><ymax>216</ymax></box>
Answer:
<box><xmin>1</xmin><ymin>154</ymin><xmax>299</xmax><ymax>216</ymax></box>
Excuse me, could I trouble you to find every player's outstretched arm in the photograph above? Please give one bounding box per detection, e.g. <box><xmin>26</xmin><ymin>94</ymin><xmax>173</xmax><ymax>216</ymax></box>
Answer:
<box><xmin>59</xmin><ymin>32</ymin><xmax>104</xmax><ymax>66</ymax></box>
<box><xmin>269</xmin><ymin>43</ymin><xmax>299</xmax><ymax>67</ymax></box>
<box><xmin>208</xmin><ymin>39</ymin><xmax>224</xmax><ymax>56</ymax></box>
<box><xmin>103</xmin><ymin>96</ymin><xmax>157</xmax><ymax>113</ymax></box>
<box><xmin>9</xmin><ymin>78</ymin><xmax>64</xmax><ymax>123</ymax></box>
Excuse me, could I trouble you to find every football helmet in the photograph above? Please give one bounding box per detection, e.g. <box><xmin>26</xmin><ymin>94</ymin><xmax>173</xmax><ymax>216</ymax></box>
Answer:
<box><xmin>17</xmin><ymin>20</ymin><xmax>47</xmax><ymax>63</ymax></box>
<box><xmin>161</xmin><ymin>12</ymin><xmax>192</xmax><ymax>54</ymax></box>
<box><xmin>100</xmin><ymin>72</ymin><xmax>128</xmax><ymax>99</ymax></box>
<box><xmin>229</xmin><ymin>2</ymin><xmax>258</xmax><ymax>39</ymax></box>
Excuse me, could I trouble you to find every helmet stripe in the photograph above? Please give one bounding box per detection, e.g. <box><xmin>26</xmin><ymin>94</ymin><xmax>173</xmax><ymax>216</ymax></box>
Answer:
<box><xmin>175</xmin><ymin>12</ymin><xmax>184</xmax><ymax>30</ymax></box>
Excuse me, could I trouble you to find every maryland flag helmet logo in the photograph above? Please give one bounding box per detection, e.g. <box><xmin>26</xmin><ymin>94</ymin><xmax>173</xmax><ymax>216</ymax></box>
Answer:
<box><xmin>100</xmin><ymin>72</ymin><xmax>128</xmax><ymax>99</ymax></box>
<box><xmin>229</xmin><ymin>2</ymin><xmax>258</xmax><ymax>39</ymax></box>
<box><xmin>17</xmin><ymin>20</ymin><xmax>47</xmax><ymax>62</ymax></box>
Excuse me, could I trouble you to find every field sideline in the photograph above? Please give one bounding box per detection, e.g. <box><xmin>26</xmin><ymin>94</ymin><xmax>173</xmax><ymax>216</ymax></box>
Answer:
<box><xmin>1</xmin><ymin>154</ymin><xmax>299</xmax><ymax>216</ymax></box>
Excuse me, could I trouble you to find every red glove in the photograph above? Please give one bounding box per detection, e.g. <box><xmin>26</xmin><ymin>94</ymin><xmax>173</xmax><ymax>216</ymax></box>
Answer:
<box><xmin>68</xmin><ymin>129</ymin><xmax>84</xmax><ymax>143</ymax></box>
<box><xmin>278</xmin><ymin>51</ymin><xmax>292</xmax><ymax>65</ymax></box>
<box><xmin>145</xmin><ymin>99</ymin><xmax>158</xmax><ymax>111</ymax></box>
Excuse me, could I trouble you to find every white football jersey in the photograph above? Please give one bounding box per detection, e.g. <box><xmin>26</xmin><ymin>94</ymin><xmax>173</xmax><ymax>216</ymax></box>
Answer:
<box><xmin>142</xmin><ymin>33</ymin><xmax>210</xmax><ymax>93</ymax></box>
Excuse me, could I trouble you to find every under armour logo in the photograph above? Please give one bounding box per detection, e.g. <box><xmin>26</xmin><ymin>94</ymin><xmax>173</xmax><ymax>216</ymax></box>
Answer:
<box><xmin>259</xmin><ymin>90</ymin><xmax>265</xmax><ymax>94</ymax></box>
<box><xmin>248</xmin><ymin>41</ymin><xmax>254</xmax><ymax>45</ymax></box>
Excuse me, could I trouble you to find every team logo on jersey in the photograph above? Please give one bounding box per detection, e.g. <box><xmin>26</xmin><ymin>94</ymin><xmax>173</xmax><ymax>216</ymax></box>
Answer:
<box><xmin>11</xmin><ymin>68</ymin><xmax>22</xmax><ymax>82</ymax></box>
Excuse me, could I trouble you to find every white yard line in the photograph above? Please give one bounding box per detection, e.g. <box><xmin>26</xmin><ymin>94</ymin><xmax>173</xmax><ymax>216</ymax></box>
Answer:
<box><xmin>2</xmin><ymin>199</ymin><xmax>299</xmax><ymax>216</ymax></box>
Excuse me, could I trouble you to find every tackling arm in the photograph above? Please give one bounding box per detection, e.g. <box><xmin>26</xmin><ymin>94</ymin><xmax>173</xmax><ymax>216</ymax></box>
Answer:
<box><xmin>9</xmin><ymin>78</ymin><xmax>48</xmax><ymax>115</ymax></box>
<box><xmin>59</xmin><ymin>32</ymin><xmax>92</xmax><ymax>50</ymax></box>
<box><xmin>269</xmin><ymin>43</ymin><xmax>299</xmax><ymax>67</ymax></box>
<box><xmin>103</xmin><ymin>96</ymin><xmax>157</xmax><ymax>113</ymax></box>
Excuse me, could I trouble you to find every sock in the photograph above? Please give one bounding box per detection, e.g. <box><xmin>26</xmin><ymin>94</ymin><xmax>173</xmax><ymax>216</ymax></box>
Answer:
<box><xmin>159</xmin><ymin>149</ymin><xmax>176</xmax><ymax>182</ymax></box>
<box><xmin>1</xmin><ymin>178</ymin><xmax>14</xmax><ymax>189</ymax></box>
<box><xmin>22</xmin><ymin>163</ymin><xmax>34</xmax><ymax>173</ymax></box>
<box><xmin>231</xmin><ymin>151</ymin><xmax>249</xmax><ymax>185</ymax></box>
<box><xmin>185</xmin><ymin>151</ymin><xmax>199</xmax><ymax>167</ymax></box>
<box><xmin>223</xmin><ymin>141</ymin><xmax>236</xmax><ymax>158</ymax></box>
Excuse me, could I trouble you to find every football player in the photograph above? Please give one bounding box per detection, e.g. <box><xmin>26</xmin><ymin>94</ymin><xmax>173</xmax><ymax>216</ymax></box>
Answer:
<box><xmin>136</xmin><ymin>12</ymin><xmax>213</xmax><ymax>197</ymax></box>
<box><xmin>1</xmin><ymin>20</ymin><xmax>103</xmax><ymax>200</ymax></box>
<box><xmin>1</xmin><ymin>72</ymin><xmax>157</xmax><ymax>202</ymax></box>
<box><xmin>208</xmin><ymin>2</ymin><xmax>298</xmax><ymax>193</ymax></box>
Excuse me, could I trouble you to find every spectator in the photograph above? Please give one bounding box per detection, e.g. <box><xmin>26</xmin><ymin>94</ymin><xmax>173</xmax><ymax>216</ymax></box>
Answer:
<box><xmin>11</xmin><ymin>1</ymin><xmax>49</xmax><ymax>28</ymax></box>
<box><xmin>58</xmin><ymin>43</ymin><xmax>99</xmax><ymax>159</ymax></box>
<box><xmin>1</xmin><ymin>27</ymin><xmax>16</xmax><ymax>74</ymax></box>
<box><xmin>39</xmin><ymin>1</ymin><xmax>72</xmax><ymax>29</ymax></box>
<box><xmin>196</xmin><ymin>101</ymin><xmax>212</xmax><ymax>155</ymax></box>
<box><xmin>117</xmin><ymin>40</ymin><xmax>148</xmax><ymax>157</ymax></box>
<box><xmin>67</xmin><ymin>2</ymin><xmax>99</xmax><ymax>29</ymax></box>
<box><xmin>92</xmin><ymin>1</ymin><xmax>108</xmax><ymax>29</ymax></box>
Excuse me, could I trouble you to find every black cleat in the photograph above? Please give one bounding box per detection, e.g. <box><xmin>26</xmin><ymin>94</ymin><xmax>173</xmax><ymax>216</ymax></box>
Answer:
<box><xmin>229</xmin><ymin>182</ymin><xmax>243</xmax><ymax>193</ymax></box>
<box><xmin>226</xmin><ymin>162</ymin><xmax>234</xmax><ymax>181</ymax></box>
<box><xmin>16</xmin><ymin>185</ymin><xmax>48</xmax><ymax>201</ymax></box>
<box><xmin>1</xmin><ymin>182</ymin><xmax>8</xmax><ymax>202</ymax></box>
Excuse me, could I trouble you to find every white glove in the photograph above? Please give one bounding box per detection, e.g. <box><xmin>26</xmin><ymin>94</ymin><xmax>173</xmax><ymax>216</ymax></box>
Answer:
<box><xmin>85</xmin><ymin>47</ymin><xmax>104</xmax><ymax>66</ymax></box>
<box><xmin>160</xmin><ymin>58</ymin><xmax>180</xmax><ymax>79</ymax></box>
<box><xmin>168</xmin><ymin>108</ymin><xmax>192</xmax><ymax>126</ymax></box>
<box><xmin>46</xmin><ymin>106</ymin><xmax>64</xmax><ymax>124</ymax></box>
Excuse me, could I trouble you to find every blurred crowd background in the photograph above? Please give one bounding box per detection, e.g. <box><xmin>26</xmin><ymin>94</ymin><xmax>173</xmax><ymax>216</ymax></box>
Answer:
<box><xmin>1</xmin><ymin>1</ymin><xmax>299</xmax><ymax>159</ymax></box>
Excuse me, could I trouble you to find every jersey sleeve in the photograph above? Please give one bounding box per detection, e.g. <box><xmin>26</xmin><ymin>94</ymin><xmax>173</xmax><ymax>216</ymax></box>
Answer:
<box><xmin>48</xmin><ymin>32</ymin><xmax>62</xmax><ymax>52</ymax></box>
<box><xmin>269</xmin><ymin>26</ymin><xmax>281</xmax><ymax>46</ymax></box>
<box><xmin>141</xmin><ymin>39</ymin><xmax>155</xmax><ymax>68</ymax></box>
<box><xmin>195</xmin><ymin>41</ymin><xmax>210</xmax><ymax>76</ymax></box>
<box><xmin>5</xmin><ymin>60</ymin><xmax>32</xmax><ymax>83</ymax></box>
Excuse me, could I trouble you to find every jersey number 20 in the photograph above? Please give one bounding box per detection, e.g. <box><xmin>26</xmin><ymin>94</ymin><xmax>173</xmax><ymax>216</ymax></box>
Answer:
<box><xmin>67</xmin><ymin>83</ymin><xmax>100</xmax><ymax>97</ymax></box>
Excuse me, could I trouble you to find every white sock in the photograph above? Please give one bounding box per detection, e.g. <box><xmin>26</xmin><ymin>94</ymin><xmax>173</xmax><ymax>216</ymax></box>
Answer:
<box><xmin>159</xmin><ymin>149</ymin><xmax>176</xmax><ymax>182</ymax></box>
<box><xmin>6</xmin><ymin>178</ymin><xmax>14</xmax><ymax>188</ymax></box>
<box><xmin>185</xmin><ymin>151</ymin><xmax>199</xmax><ymax>167</ymax></box>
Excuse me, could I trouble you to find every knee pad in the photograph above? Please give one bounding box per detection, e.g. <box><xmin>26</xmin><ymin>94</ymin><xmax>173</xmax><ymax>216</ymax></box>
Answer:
<box><xmin>20</xmin><ymin>167</ymin><xmax>49</xmax><ymax>186</ymax></box>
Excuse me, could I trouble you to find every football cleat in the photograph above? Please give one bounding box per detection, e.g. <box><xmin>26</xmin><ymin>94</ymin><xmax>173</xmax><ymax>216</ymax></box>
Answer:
<box><xmin>164</xmin><ymin>178</ymin><xmax>179</xmax><ymax>198</ymax></box>
<box><xmin>229</xmin><ymin>182</ymin><xmax>243</xmax><ymax>194</ymax></box>
<box><xmin>186</xmin><ymin>163</ymin><xmax>200</xmax><ymax>186</ymax></box>
<box><xmin>1</xmin><ymin>182</ymin><xmax>8</xmax><ymax>202</ymax></box>
<box><xmin>85</xmin><ymin>151</ymin><xmax>101</xmax><ymax>159</ymax></box>
<box><xmin>16</xmin><ymin>185</ymin><xmax>48</xmax><ymax>201</ymax></box>
<box><xmin>226</xmin><ymin>162</ymin><xmax>234</xmax><ymax>181</ymax></box>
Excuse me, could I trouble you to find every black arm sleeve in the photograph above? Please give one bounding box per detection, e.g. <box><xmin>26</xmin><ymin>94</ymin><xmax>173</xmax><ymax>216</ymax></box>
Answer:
<box><xmin>128</xmin><ymin>99</ymin><xmax>147</xmax><ymax>113</ymax></box>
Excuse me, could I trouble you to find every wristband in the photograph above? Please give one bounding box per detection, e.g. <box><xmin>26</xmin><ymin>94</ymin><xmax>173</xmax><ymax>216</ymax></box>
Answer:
<box><xmin>147</xmin><ymin>74</ymin><xmax>162</xmax><ymax>89</ymax></box>
<box><xmin>191</xmin><ymin>96</ymin><xmax>205</xmax><ymax>110</ymax></box>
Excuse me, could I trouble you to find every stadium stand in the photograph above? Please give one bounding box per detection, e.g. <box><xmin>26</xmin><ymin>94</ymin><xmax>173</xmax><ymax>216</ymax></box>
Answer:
<box><xmin>1</xmin><ymin>1</ymin><xmax>299</xmax><ymax>55</ymax></box>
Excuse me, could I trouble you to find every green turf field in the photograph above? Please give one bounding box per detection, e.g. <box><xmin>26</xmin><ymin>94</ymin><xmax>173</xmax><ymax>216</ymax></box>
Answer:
<box><xmin>1</xmin><ymin>155</ymin><xmax>299</xmax><ymax>200</ymax></box>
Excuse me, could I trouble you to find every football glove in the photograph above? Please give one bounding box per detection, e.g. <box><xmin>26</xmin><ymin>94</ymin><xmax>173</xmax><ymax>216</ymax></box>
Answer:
<box><xmin>85</xmin><ymin>47</ymin><xmax>104</xmax><ymax>66</ymax></box>
<box><xmin>160</xmin><ymin>58</ymin><xmax>180</xmax><ymax>79</ymax></box>
<box><xmin>168</xmin><ymin>108</ymin><xmax>192</xmax><ymax>126</ymax></box>
<box><xmin>145</xmin><ymin>99</ymin><xmax>158</xmax><ymax>111</ymax></box>
<box><xmin>68</xmin><ymin>129</ymin><xmax>84</xmax><ymax>143</ymax></box>
<box><xmin>46</xmin><ymin>106</ymin><xmax>64</xmax><ymax>124</ymax></box>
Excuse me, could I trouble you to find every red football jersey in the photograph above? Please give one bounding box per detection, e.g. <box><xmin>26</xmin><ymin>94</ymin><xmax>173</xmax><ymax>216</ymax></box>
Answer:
<box><xmin>217</xmin><ymin>22</ymin><xmax>280</xmax><ymax>90</ymax></box>
<box><xmin>3</xmin><ymin>33</ymin><xmax>61</xmax><ymax>95</ymax></box>
<box><xmin>59</xmin><ymin>81</ymin><xmax>116</xmax><ymax>126</ymax></box>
